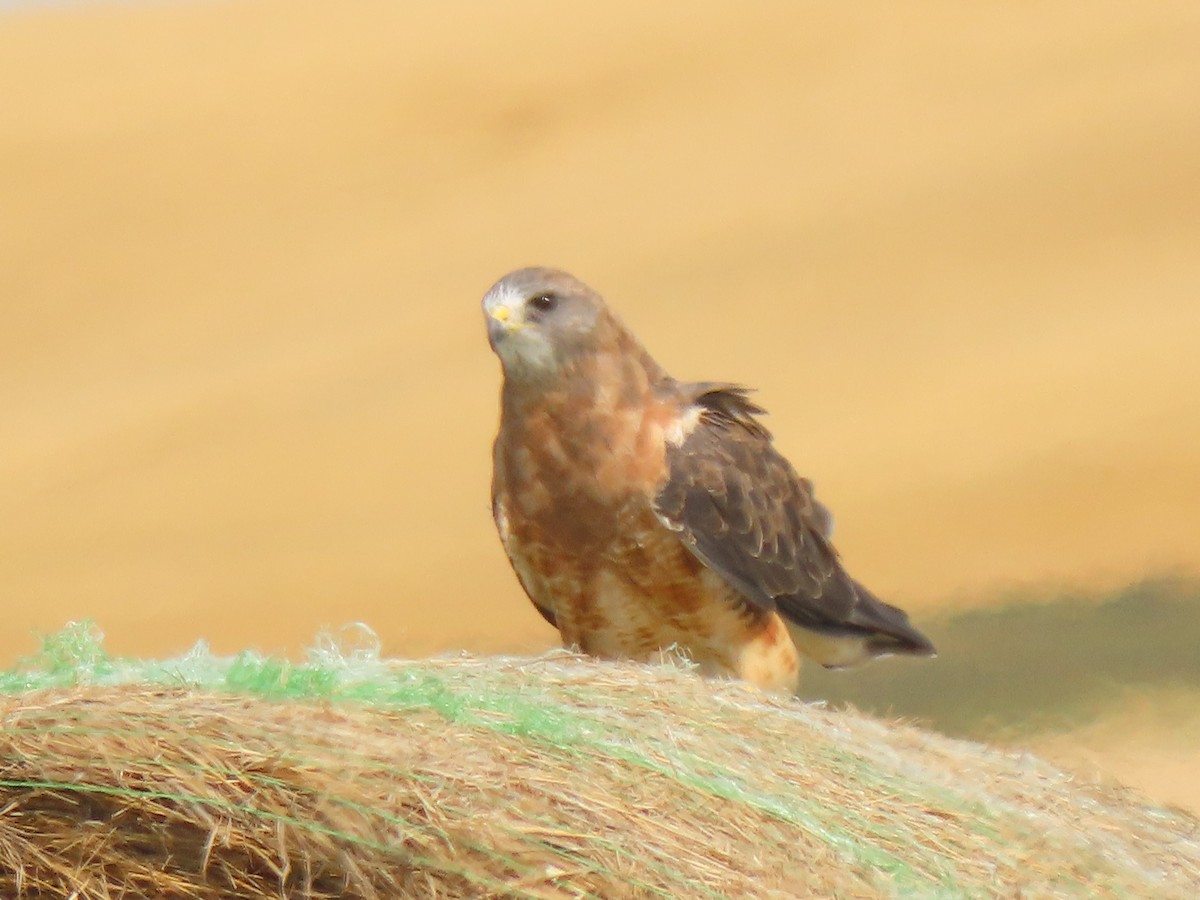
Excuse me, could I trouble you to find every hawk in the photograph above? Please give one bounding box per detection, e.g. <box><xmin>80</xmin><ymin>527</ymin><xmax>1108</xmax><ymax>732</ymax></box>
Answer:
<box><xmin>484</xmin><ymin>267</ymin><xmax>934</xmax><ymax>692</ymax></box>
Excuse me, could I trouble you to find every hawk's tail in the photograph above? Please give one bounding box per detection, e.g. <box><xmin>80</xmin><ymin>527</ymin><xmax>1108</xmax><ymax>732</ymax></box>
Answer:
<box><xmin>851</xmin><ymin>578</ymin><xmax>937</xmax><ymax>659</ymax></box>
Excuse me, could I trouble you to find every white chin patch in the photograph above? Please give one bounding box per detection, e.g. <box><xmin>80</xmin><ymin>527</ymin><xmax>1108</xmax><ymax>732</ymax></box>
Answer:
<box><xmin>498</xmin><ymin>329</ymin><xmax>558</xmax><ymax>375</ymax></box>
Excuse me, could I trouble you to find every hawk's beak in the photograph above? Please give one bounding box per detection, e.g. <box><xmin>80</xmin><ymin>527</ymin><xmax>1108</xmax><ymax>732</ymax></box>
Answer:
<box><xmin>486</xmin><ymin>304</ymin><xmax>522</xmax><ymax>348</ymax></box>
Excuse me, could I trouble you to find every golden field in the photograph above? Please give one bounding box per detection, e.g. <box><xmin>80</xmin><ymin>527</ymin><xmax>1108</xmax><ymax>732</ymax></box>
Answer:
<box><xmin>2</xmin><ymin>0</ymin><xmax>1199</xmax><ymax>811</ymax></box>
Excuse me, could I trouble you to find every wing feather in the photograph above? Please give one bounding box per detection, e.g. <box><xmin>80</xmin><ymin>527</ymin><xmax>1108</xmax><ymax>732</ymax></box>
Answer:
<box><xmin>654</xmin><ymin>385</ymin><xmax>934</xmax><ymax>657</ymax></box>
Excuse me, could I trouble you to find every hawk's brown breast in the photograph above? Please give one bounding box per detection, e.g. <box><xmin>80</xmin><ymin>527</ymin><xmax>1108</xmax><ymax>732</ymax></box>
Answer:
<box><xmin>491</xmin><ymin>354</ymin><xmax>801</xmax><ymax>692</ymax></box>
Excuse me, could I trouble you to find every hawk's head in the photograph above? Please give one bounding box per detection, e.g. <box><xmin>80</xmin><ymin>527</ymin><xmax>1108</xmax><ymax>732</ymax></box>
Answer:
<box><xmin>482</xmin><ymin>267</ymin><xmax>607</xmax><ymax>381</ymax></box>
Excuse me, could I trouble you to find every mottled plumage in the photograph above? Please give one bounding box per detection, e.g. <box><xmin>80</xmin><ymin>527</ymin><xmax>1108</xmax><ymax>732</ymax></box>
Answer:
<box><xmin>484</xmin><ymin>267</ymin><xmax>933</xmax><ymax>692</ymax></box>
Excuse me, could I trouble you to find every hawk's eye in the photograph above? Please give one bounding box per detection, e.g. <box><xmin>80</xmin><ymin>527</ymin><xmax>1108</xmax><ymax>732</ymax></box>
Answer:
<box><xmin>528</xmin><ymin>293</ymin><xmax>558</xmax><ymax>315</ymax></box>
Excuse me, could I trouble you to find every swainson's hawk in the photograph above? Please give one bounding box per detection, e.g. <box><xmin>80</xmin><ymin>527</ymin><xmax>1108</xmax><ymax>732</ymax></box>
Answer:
<box><xmin>484</xmin><ymin>267</ymin><xmax>934</xmax><ymax>692</ymax></box>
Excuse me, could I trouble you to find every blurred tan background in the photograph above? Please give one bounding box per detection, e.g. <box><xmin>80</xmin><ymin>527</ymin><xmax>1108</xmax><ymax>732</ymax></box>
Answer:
<box><xmin>3</xmin><ymin>1</ymin><xmax>1199</xmax><ymax>807</ymax></box>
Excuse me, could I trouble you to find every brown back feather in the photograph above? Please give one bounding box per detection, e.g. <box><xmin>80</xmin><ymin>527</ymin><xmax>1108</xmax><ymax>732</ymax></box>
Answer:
<box><xmin>655</xmin><ymin>385</ymin><xmax>934</xmax><ymax>656</ymax></box>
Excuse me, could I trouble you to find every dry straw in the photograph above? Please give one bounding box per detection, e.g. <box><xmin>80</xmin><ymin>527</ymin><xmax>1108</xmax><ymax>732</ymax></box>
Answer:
<box><xmin>2</xmin><ymin>624</ymin><xmax>1198</xmax><ymax>898</ymax></box>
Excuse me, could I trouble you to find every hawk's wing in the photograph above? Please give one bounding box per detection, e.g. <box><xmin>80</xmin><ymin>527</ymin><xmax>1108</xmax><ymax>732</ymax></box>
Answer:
<box><xmin>653</xmin><ymin>385</ymin><xmax>934</xmax><ymax>658</ymax></box>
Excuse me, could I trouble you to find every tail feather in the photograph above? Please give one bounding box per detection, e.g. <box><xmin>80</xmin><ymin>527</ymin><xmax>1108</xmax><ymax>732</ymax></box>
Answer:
<box><xmin>850</xmin><ymin>578</ymin><xmax>937</xmax><ymax>658</ymax></box>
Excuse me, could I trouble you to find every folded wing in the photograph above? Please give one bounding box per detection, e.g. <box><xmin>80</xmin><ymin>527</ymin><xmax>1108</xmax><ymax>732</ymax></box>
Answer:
<box><xmin>653</xmin><ymin>385</ymin><xmax>935</xmax><ymax>661</ymax></box>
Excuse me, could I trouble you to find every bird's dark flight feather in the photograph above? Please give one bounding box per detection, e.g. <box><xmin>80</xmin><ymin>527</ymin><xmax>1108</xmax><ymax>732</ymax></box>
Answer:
<box><xmin>655</xmin><ymin>384</ymin><xmax>935</xmax><ymax>658</ymax></box>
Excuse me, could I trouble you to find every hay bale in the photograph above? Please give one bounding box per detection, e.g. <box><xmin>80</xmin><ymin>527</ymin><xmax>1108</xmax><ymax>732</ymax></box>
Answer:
<box><xmin>1</xmin><ymin>627</ymin><xmax>1199</xmax><ymax>898</ymax></box>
